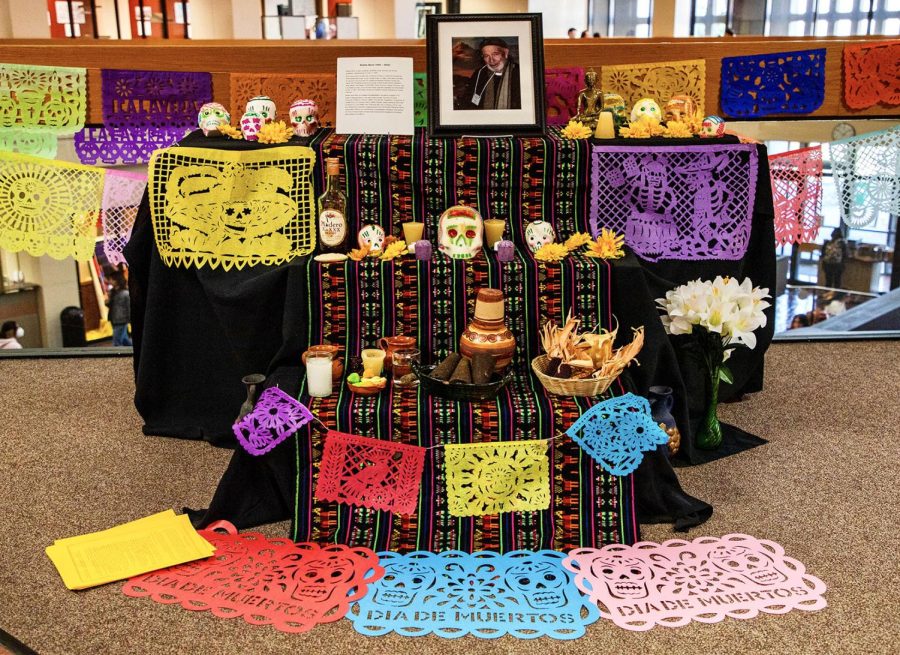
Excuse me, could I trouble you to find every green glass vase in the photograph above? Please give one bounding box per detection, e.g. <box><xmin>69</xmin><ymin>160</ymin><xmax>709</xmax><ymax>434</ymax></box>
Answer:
<box><xmin>696</xmin><ymin>364</ymin><xmax>723</xmax><ymax>450</ymax></box>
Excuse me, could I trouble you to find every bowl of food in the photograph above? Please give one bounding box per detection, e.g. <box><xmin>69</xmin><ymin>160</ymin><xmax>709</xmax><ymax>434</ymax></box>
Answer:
<box><xmin>346</xmin><ymin>373</ymin><xmax>387</xmax><ymax>396</ymax></box>
<box><xmin>413</xmin><ymin>358</ymin><xmax>513</xmax><ymax>402</ymax></box>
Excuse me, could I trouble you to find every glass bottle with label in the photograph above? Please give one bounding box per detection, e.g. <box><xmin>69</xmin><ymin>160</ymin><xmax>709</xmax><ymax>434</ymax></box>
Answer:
<box><xmin>317</xmin><ymin>158</ymin><xmax>348</xmax><ymax>253</ymax></box>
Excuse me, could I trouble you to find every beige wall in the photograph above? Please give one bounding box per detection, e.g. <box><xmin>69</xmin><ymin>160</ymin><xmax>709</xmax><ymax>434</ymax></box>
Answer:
<box><xmin>355</xmin><ymin>0</ymin><xmax>396</xmax><ymax>39</ymax></box>
<box><xmin>461</xmin><ymin>0</ymin><xmax>527</xmax><ymax>13</ymax></box>
<box><xmin>2</xmin><ymin>0</ymin><xmax>50</xmax><ymax>37</ymax></box>
<box><xmin>232</xmin><ymin>0</ymin><xmax>262</xmax><ymax>39</ymax></box>
<box><xmin>190</xmin><ymin>0</ymin><xmax>234</xmax><ymax>39</ymax></box>
<box><xmin>0</xmin><ymin>0</ymin><xmax>13</xmax><ymax>39</ymax></box>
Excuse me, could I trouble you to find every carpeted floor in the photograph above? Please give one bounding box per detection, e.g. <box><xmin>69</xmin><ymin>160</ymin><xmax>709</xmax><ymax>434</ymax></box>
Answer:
<box><xmin>0</xmin><ymin>342</ymin><xmax>897</xmax><ymax>654</ymax></box>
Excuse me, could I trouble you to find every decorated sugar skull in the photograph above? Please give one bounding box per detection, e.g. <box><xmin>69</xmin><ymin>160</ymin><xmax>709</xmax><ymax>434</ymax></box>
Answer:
<box><xmin>602</xmin><ymin>92</ymin><xmax>628</xmax><ymax>120</ymax></box>
<box><xmin>590</xmin><ymin>554</ymin><xmax>653</xmax><ymax>599</ymax></box>
<box><xmin>438</xmin><ymin>205</ymin><xmax>483</xmax><ymax>260</ymax></box>
<box><xmin>524</xmin><ymin>220</ymin><xmax>556</xmax><ymax>253</ymax></box>
<box><xmin>289</xmin><ymin>99</ymin><xmax>319</xmax><ymax>137</ymax></box>
<box><xmin>630</xmin><ymin>98</ymin><xmax>662</xmax><ymax>123</ymax></box>
<box><xmin>700</xmin><ymin>115</ymin><xmax>726</xmax><ymax>138</ymax></box>
<box><xmin>708</xmin><ymin>545</ymin><xmax>787</xmax><ymax>585</ymax></box>
<box><xmin>374</xmin><ymin>560</ymin><xmax>435</xmax><ymax>607</ymax></box>
<box><xmin>505</xmin><ymin>558</ymin><xmax>568</xmax><ymax>609</ymax></box>
<box><xmin>197</xmin><ymin>102</ymin><xmax>231</xmax><ymax>137</ymax></box>
<box><xmin>245</xmin><ymin>95</ymin><xmax>276</xmax><ymax>123</ymax></box>
<box><xmin>289</xmin><ymin>554</ymin><xmax>356</xmax><ymax>603</ymax></box>
<box><xmin>663</xmin><ymin>95</ymin><xmax>697</xmax><ymax>123</ymax></box>
<box><xmin>240</xmin><ymin>111</ymin><xmax>263</xmax><ymax>141</ymax></box>
<box><xmin>358</xmin><ymin>223</ymin><xmax>386</xmax><ymax>250</ymax></box>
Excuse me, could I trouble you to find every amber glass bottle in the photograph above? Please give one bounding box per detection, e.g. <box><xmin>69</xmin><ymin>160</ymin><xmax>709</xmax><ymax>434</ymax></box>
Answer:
<box><xmin>317</xmin><ymin>158</ymin><xmax>348</xmax><ymax>253</ymax></box>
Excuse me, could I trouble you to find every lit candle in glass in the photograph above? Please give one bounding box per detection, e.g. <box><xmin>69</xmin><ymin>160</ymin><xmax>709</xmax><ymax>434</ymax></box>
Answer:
<box><xmin>306</xmin><ymin>351</ymin><xmax>333</xmax><ymax>397</ymax></box>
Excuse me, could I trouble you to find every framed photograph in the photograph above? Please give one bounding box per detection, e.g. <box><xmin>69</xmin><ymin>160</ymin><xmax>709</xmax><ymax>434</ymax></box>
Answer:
<box><xmin>416</xmin><ymin>2</ymin><xmax>440</xmax><ymax>39</ymax></box>
<box><xmin>426</xmin><ymin>13</ymin><xmax>545</xmax><ymax>137</ymax></box>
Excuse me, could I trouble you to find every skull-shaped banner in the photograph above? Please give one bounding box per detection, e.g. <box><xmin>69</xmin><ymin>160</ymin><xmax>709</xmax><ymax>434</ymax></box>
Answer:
<box><xmin>600</xmin><ymin>59</ymin><xmax>705</xmax><ymax>117</ymax></box>
<box><xmin>443</xmin><ymin>440</ymin><xmax>550</xmax><ymax>517</ymax></box>
<box><xmin>564</xmin><ymin>534</ymin><xmax>827</xmax><ymax>631</ymax></box>
<box><xmin>544</xmin><ymin>67</ymin><xmax>584</xmax><ymax>126</ymax></box>
<box><xmin>0</xmin><ymin>63</ymin><xmax>86</xmax><ymax>134</ymax></box>
<box><xmin>843</xmin><ymin>40</ymin><xmax>900</xmax><ymax>109</ymax></box>
<box><xmin>348</xmin><ymin>550</ymin><xmax>600</xmax><ymax>639</ymax></box>
<box><xmin>0</xmin><ymin>151</ymin><xmax>104</xmax><ymax>261</ymax></box>
<box><xmin>830</xmin><ymin>126</ymin><xmax>900</xmax><ymax>228</ymax></box>
<box><xmin>769</xmin><ymin>145</ymin><xmax>823</xmax><ymax>245</ymax></box>
<box><xmin>123</xmin><ymin>522</ymin><xmax>384</xmax><ymax>634</ymax></box>
<box><xmin>564</xmin><ymin>393</ymin><xmax>669</xmax><ymax>477</ymax></box>
<box><xmin>0</xmin><ymin>129</ymin><xmax>58</xmax><ymax>159</ymax></box>
<box><xmin>148</xmin><ymin>145</ymin><xmax>317</xmax><ymax>270</ymax></box>
<box><xmin>315</xmin><ymin>430</ymin><xmax>427</xmax><ymax>515</ymax></box>
<box><xmin>720</xmin><ymin>49</ymin><xmax>826</xmax><ymax>118</ymax></box>
<box><xmin>74</xmin><ymin>126</ymin><xmax>191</xmax><ymax>166</ymax></box>
<box><xmin>101</xmin><ymin>69</ymin><xmax>212</xmax><ymax>128</ymax></box>
<box><xmin>590</xmin><ymin>143</ymin><xmax>758</xmax><ymax>262</ymax></box>
<box><xmin>101</xmin><ymin>169</ymin><xmax>147</xmax><ymax>267</ymax></box>
<box><xmin>233</xmin><ymin>387</ymin><xmax>314</xmax><ymax>456</ymax></box>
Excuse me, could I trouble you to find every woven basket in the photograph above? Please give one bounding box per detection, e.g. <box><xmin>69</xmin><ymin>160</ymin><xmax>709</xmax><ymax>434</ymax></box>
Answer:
<box><xmin>531</xmin><ymin>355</ymin><xmax>617</xmax><ymax>397</ymax></box>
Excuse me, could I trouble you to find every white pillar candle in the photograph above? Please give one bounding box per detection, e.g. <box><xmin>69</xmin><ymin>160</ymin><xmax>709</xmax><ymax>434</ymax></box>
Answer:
<box><xmin>306</xmin><ymin>353</ymin><xmax>333</xmax><ymax>398</ymax></box>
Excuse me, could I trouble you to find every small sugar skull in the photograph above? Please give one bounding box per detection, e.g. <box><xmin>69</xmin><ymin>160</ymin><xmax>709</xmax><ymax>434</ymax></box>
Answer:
<box><xmin>289</xmin><ymin>99</ymin><xmax>319</xmax><ymax>137</ymax></box>
<box><xmin>197</xmin><ymin>102</ymin><xmax>231</xmax><ymax>136</ymax></box>
<box><xmin>245</xmin><ymin>95</ymin><xmax>276</xmax><ymax>123</ymax></box>
<box><xmin>663</xmin><ymin>95</ymin><xmax>697</xmax><ymax>123</ymax></box>
<box><xmin>374</xmin><ymin>561</ymin><xmax>435</xmax><ymax>607</ymax></box>
<box><xmin>240</xmin><ymin>111</ymin><xmax>263</xmax><ymax>141</ymax></box>
<box><xmin>438</xmin><ymin>205</ymin><xmax>483</xmax><ymax>260</ymax></box>
<box><xmin>290</xmin><ymin>554</ymin><xmax>356</xmax><ymax>603</ymax></box>
<box><xmin>709</xmin><ymin>545</ymin><xmax>787</xmax><ymax>585</ymax></box>
<box><xmin>358</xmin><ymin>223</ymin><xmax>386</xmax><ymax>250</ymax></box>
<box><xmin>602</xmin><ymin>92</ymin><xmax>628</xmax><ymax>120</ymax></box>
<box><xmin>524</xmin><ymin>220</ymin><xmax>556</xmax><ymax>253</ymax></box>
<box><xmin>591</xmin><ymin>554</ymin><xmax>652</xmax><ymax>599</ymax></box>
<box><xmin>700</xmin><ymin>115</ymin><xmax>726</xmax><ymax>138</ymax></box>
<box><xmin>630</xmin><ymin>98</ymin><xmax>662</xmax><ymax>123</ymax></box>
<box><xmin>505</xmin><ymin>559</ymin><xmax>568</xmax><ymax>610</ymax></box>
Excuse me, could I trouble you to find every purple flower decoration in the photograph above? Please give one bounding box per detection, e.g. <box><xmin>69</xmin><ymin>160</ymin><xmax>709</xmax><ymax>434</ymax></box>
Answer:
<box><xmin>233</xmin><ymin>387</ymin><xmax>314</xmax><ymax>456</ymax></box>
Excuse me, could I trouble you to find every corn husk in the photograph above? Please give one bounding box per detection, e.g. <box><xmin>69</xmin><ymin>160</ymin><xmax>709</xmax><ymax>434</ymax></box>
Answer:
<box><xmin>539</xmin><ymin>313</ymin><xmax>643</xmax><ymax>380</ymax></box>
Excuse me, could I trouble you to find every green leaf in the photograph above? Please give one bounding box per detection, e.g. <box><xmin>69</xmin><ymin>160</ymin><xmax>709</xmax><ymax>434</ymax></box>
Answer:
<box><xmin>718</xmin><ymin>366</ymin><xmax>734</xmax><ymax>384</ymax></box>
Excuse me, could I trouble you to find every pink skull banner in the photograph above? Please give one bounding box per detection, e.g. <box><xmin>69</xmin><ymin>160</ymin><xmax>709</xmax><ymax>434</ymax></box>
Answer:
<box><xmin>769</xmin><ymin>146</ymin><xmax>823</xmax><ymax>245</ymax></box>
<box><xmin>101</xmin><ymin>170</ymin><xmax>147</xmax><ymax>266</ymax></box>
<box><xmin>564</xmin><ymin>534</ymin><xmax>827</xmax><ymax>631</ymax></box>
<box><xmin>544</xmin><ymin>68</ymin><xmax>584</xmax><ymax>126</ymax></box>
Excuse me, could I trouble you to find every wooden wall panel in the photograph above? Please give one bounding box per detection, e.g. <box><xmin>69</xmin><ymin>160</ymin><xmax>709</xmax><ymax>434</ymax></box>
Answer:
<box><xmin>1</xmin><ymin>37</ymin><xmax>897</xmax><ymax>125</ymax></box>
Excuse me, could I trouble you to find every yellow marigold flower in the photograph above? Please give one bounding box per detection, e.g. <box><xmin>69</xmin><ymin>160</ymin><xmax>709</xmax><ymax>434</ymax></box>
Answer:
<box><xmin>561</xmin><ymin>120</ymin><xmax>593</xmax><ymax>140</ymax></box>
<box><xmin>534</xmin><ymin>242</ymin><xmax>570</xmax><ymax>262</ymax></box>
<box><xmin>380</xmin><ymin>240</ymin><xmax>408</xmax><ymax>261</ymax></box>
<box><xmin>585</xmin><ymin>228</ymin><xmax>625</xmax><ymax>259</ymax></box>
<box><xmin>349</xmin><ymin>243</ymin><xmax>371</xmax><ymax>261</ymax></box>
<box><xmin>218</xmin><ymin>123</ymin><xmax>243</xmax><ymax>140</ymax></box>
<box><xmin>564</xmin><ymin>232</ymin><xmax>593</xmax><ymax>249</ymax></box>
<box><xmin>662</xmin><ymin>120</ymin><xmax>693</xmax><ymax>138</ymax></box>
<box><xmin>257</xmin><ymin>120</ymin><xmax>294</xmax><ymax>144</ymax></box>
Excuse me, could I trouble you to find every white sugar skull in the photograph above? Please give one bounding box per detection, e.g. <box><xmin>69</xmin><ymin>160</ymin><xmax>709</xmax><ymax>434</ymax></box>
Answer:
<box><xmin>700</xmin><ymin>115</ymin><xmax>726</xmax><ymax>138</ymax></box>
<box><xmin>358</xmin><ymin>224</ymin><xmax>386</xmax><ymax>250</ymax></box>
<box><xmin>290</xmin><ymin>555</ymin><xmax>356</xmax><ymax>603</ymax></box>
<box><xmin>663</xmin><ymin>95</ymin><xmax>697</xmax><ymax>123</ymax></box>
<box><xmin>240</xmin><ymin>111</ymin><xmax>263</xmax><ymax>141</ymax></box>
<box><xmin>289</xmin><ymin>99</ymin><xmax>319</xmax><ymax>137</ymax></box>
<box><xmin>630</xmin><ymin>97</ymin><xmax>662</xmax><ymax>123</ymax></box>
<box><xmin>591</xmin><ymin>554</ymin><xmax>652</xmax><ymax>599</ymax></box>
<box><xmin>438</xmin><ymin>205</ymin><xmax>483</xmax><ymax>260</ymax></box>
<box><xmin>524</xmin><ymin>220</ymin><xmax>556</xmax><ymax>253</ymax></box>
<box><xmin>505</xmin><ymin>559</ymin><xmax>568</xmax><ymax>609</ymax></box>
<box><xmin>246</xmin><ymin>95</ymin><xmax>276</xmax><ymax>123</ymax></box>
<box><xmin>374</xmin><ymin>561</ymin><xmax>435</xmax><ymax>607</ymax></box>
<box><xmin>197</xmin><ymin>102</ymin><xmax>231</xmax><ymax>136</ymax></box>
<box><xmin>708</xmin><ymin>546</ymin><xmax>786</xmax><ymax>585</ymax></box>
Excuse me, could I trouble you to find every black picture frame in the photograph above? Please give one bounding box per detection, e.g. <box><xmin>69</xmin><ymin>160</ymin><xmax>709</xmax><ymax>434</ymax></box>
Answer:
<box><xmin>426</xmin><ymin>13</ymin><xmax>545</xmax><ymax>137</ymax></box>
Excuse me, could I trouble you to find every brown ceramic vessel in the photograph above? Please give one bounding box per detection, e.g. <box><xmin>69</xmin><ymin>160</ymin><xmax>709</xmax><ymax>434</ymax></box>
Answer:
<box><xmin>378</xmin><ymin>335</ymin><xmax>417</xmax><ymax>372</ymax></box>
<box><xmin>459</xmin><ymin>288</ymin><xmax>515</xmax><ymax>370</ymax></box>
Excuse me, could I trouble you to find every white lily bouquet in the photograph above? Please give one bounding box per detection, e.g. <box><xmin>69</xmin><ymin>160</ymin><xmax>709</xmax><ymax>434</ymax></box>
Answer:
<box><xmin>656</xmin><ymin>276</ymin><xmax>771</xmax><ymax>449</ymax></box>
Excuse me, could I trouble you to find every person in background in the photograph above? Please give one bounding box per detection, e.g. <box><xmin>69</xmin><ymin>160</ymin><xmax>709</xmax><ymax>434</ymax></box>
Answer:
<box><xmin>567</xmin><ymin>27</ymin><xmax>577</xmax><ymax>38</ymax></box>
<box><xmin>0</xmin><ymin>320</ymin><xmax>24</xmax><ymax>349</ymax></box>
<box><xmin>789</xmin><ymin>314</ymin><xmax>810</xmax><ymax>329</ymax></box>
<box><xmin>821</xmin><ymin>227</ymin><xmax>849</xmax><ymax>289</ymax></box>
<box><xmin>580</xmin><ymin>30</ymin><xmax>590</xmax><ymax>38</ymax></box>
<box><xmin>106</xmin><ymin>273</ymin><xmax>132</xmax><ymax>347</ymax></box>
<box><xmin>724</xmin><ymin>27</ymin><xmax>736</xmax><ymax>36</ymax></box>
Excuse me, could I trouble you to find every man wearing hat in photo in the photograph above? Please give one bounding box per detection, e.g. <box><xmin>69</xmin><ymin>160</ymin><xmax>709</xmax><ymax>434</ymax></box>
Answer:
<box><xmin>459</xmin><ymin>37</ymin><xmax>521</xmax><ymax>110</ymax></box>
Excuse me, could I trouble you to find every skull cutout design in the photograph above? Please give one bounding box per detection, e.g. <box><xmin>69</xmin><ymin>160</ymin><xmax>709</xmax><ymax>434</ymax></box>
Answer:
<box><xmin>373</xmin><ymin>561</ymin><xmax>435</xmax><ymax>607</ymax></box>
<box><xmin>700</xmin><ymin>115</ymin><xmax>726</xmax><ymax>138</ymax></box>
<box><xmin>708</xmin><ymin>546</ymin><xmax>787</xmax><ymax>585</ymax></box>
<box><xmin>358</xmin><ymin>224</ymin><xmax>386</xmax><ymax>250</ymax></box>
<box><xmin>438</xmin><ymin>205</ymin><xmax>483</xmax><ymax>260</ymax></box>
<box><xmin>289</xmin><ymin>99</ymin><xmax>319</xmax><ymax>137</ymax></box>
<box><xmin>197</xmin><ymin>102</ymin><xmax>231</xmax><ymax>137</ymax></box>
<box><xmin>240</xmin><ymin>111</ymin><xmax>263</xmax><ymax>141</ymax></box>
<box><xmin>663</xmin><ymin>95</ymin><xmax>697</xmax><ymax>123</ymax></box>
<box><xmin>630</xmin><ymin>98</ymin><xmax>662</xmax><ymax>123</ymax></box>
<box><xmin>524</xmin><ymin>220</ymin><xmax>556</xmax><ymax>253</ymax></box>
<box><xmin>245</xmin><ymin>95</ymin><xmax>276</xmax><ymax>123</ymax></box>
<box><xmin>505</xmin><ymin>559</ymin><xmax>568</xmax><ymax>610</ymax></box>
<box><xmin>591</xmin><ymin>554</ymin><xmax>653</xmax><ymax>599</ymax></box>
<box><xmin>289</xmin><ymin>554</ymin><xmax>356</xmax><ymax>603</ymax></box>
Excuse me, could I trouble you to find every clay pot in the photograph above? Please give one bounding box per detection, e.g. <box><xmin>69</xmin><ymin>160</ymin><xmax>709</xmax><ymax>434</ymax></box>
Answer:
<box><xmin>648</xmin><ymin>385</ymin><xmax>681</xmax><ymax>457</ymax></box>
<box><xmin>302</xmin><ymin>344</ymin><xmax>344</xmax><ymax>382</ymax></box>
<box><xmin>378</xmin><ymin>335</ymin><xmax>417</xmax><ymax>372</ymax></box>
<box><xmin>459</xmin><ymin>288</ymin><xmax>515</xmax><ymax>371</ymax></box>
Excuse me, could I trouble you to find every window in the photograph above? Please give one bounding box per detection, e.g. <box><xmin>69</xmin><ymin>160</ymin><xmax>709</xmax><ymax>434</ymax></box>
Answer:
<box><xmin>591</xmin><ymin>0</ymin><xmax>654</xmax><ymax>37</ymax></box>
<box><xmin>690</xmin><ymin>0</ymin><xmax>897</xmax><ymax>35</ymax></box>
<box><xmin>47</xmin><ymin>0</ymin><xmax>97</xmax><ymax>38</ymax></box>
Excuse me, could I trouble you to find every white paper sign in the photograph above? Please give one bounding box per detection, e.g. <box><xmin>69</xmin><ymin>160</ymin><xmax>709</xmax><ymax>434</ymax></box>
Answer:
<box><xmin>336</xmin><ymin>58</ymin><xmax>414</xmax><ymax>136</ymax></box>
